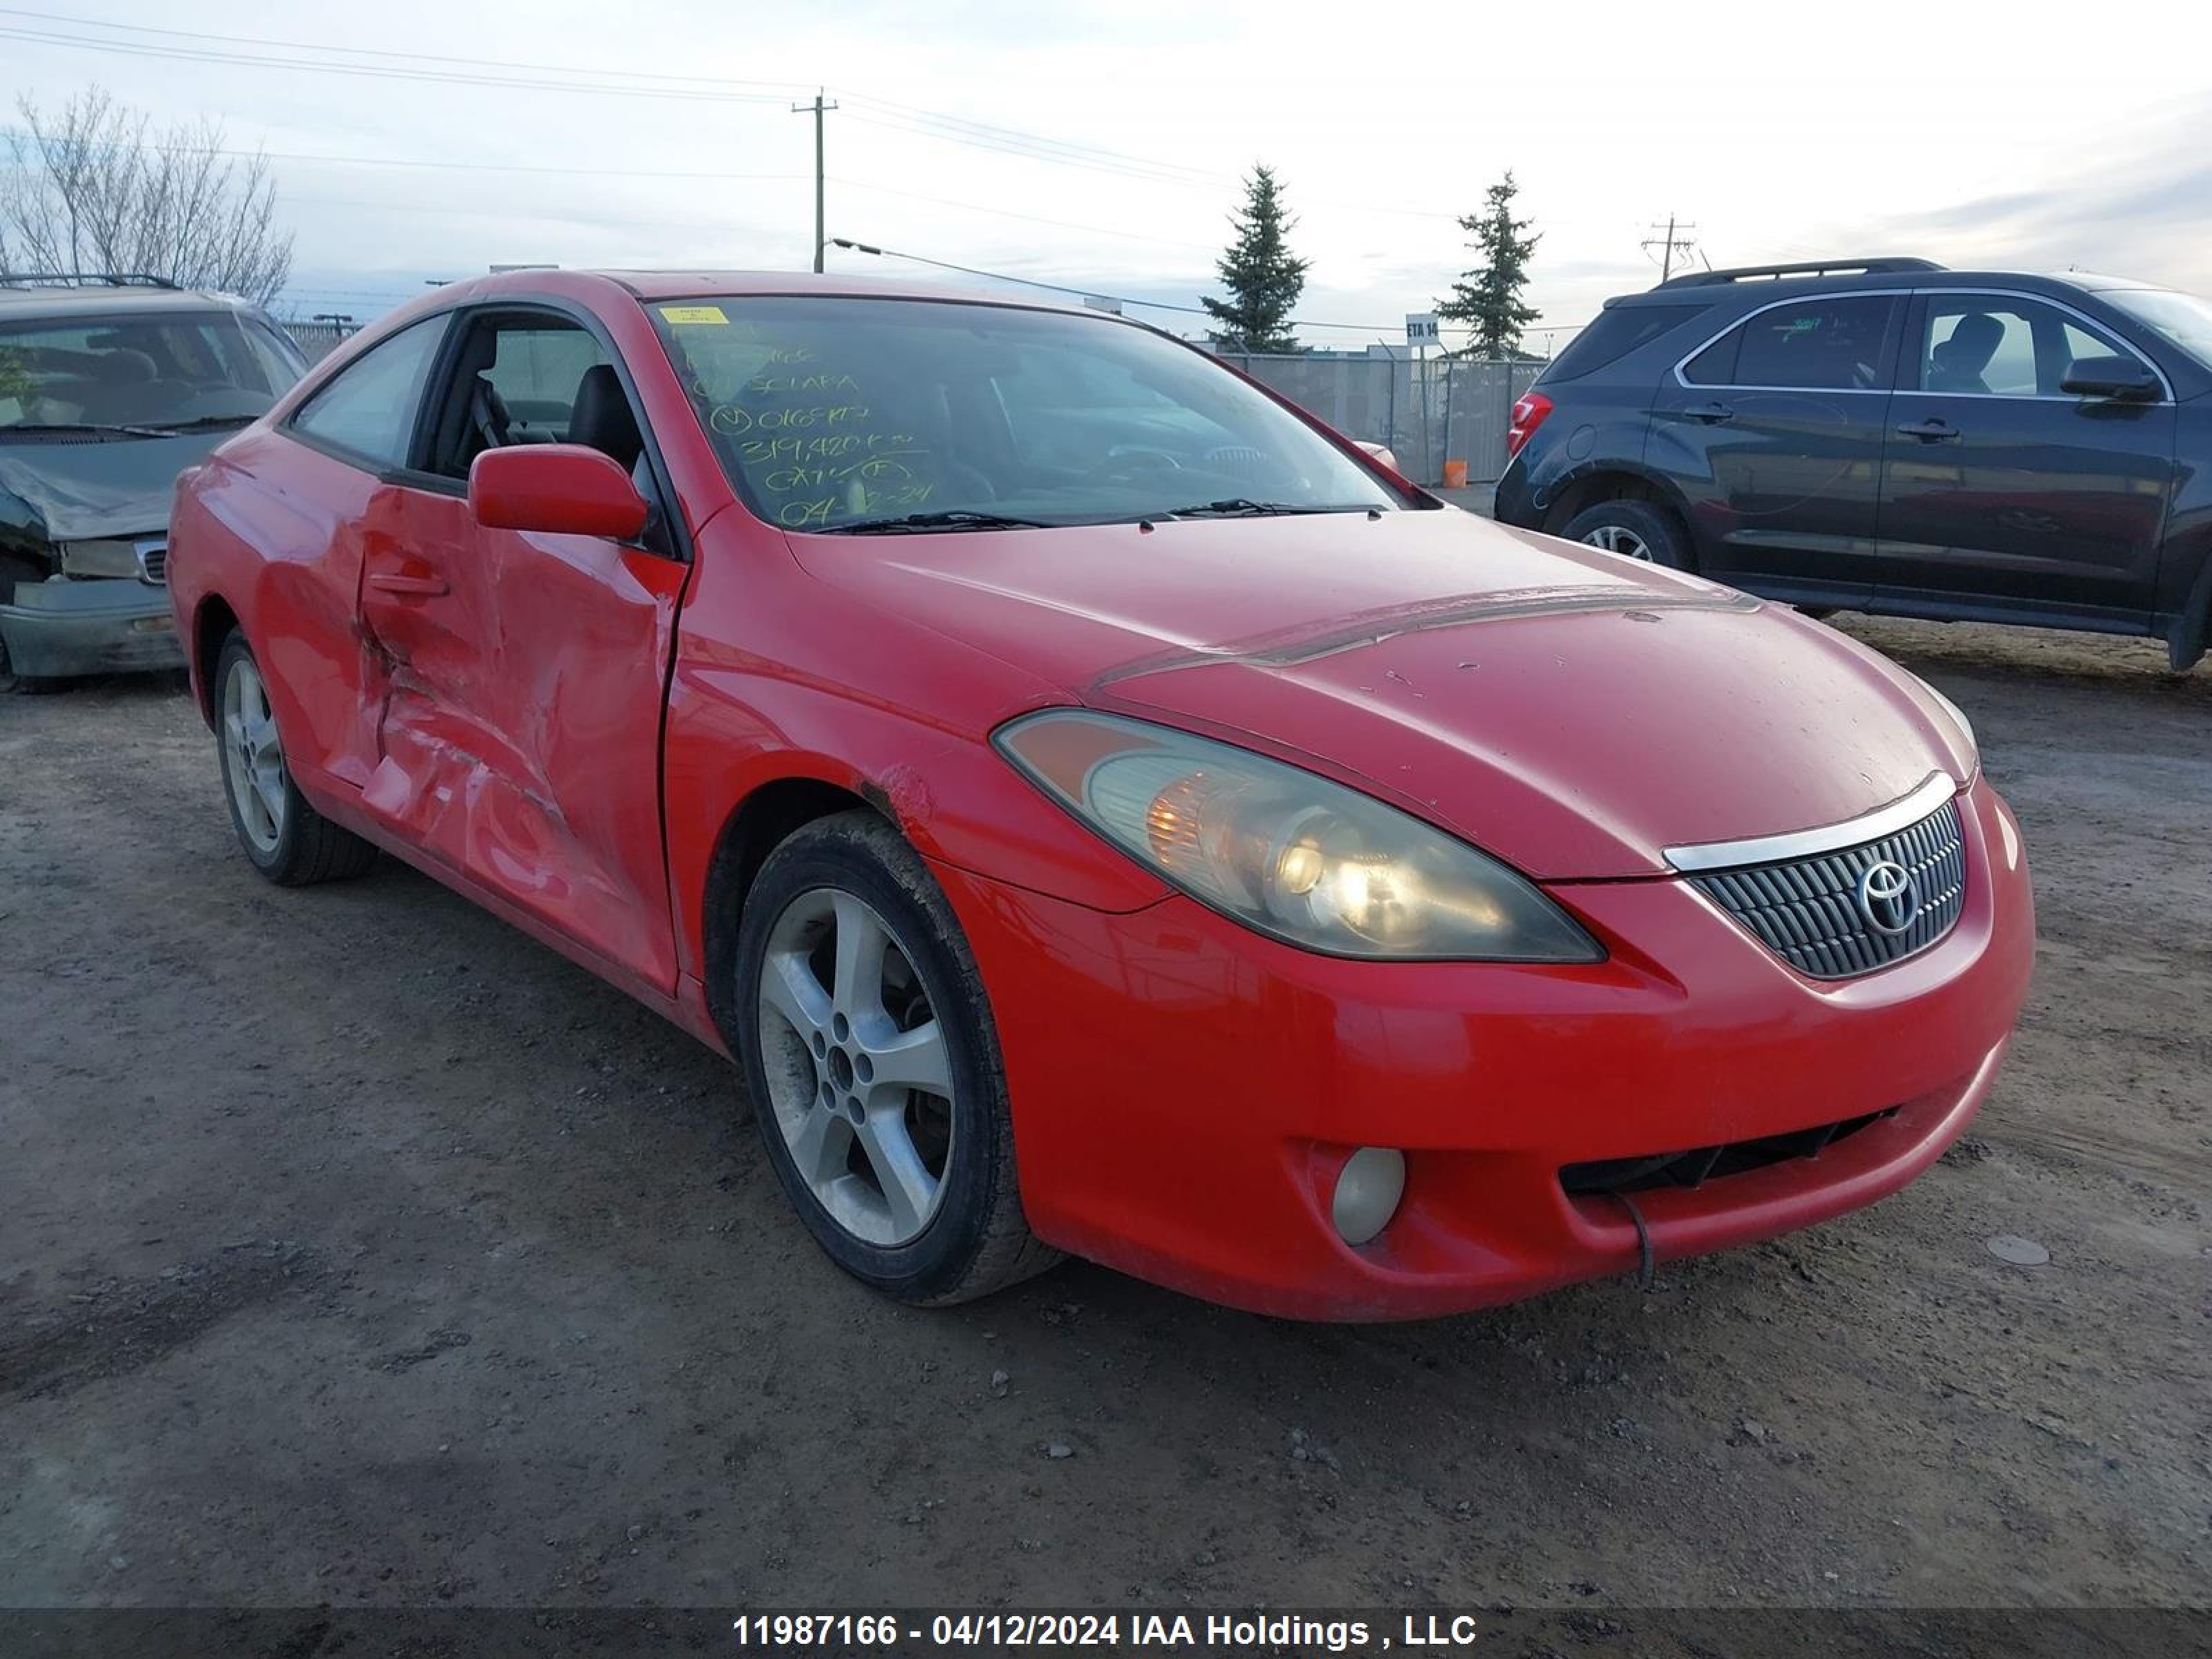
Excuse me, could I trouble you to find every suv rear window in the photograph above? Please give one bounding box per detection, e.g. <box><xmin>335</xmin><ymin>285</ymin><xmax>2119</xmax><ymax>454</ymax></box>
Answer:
<box><xmin>1543</xmin><ymin>303</ymin><xmax>1708</xmax><ymax>382</ymax></box>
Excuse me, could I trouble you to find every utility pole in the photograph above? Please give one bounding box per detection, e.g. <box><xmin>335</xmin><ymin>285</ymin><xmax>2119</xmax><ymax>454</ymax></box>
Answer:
<box><xmin>791</xmin><ymin>89</ymin><xmax>838</xmax><ymax>272</ymax></box>
<box><xmin>1641</xmin><ymin>214</ymin><xmax>1699</xmax><ymax>281</ymax></box>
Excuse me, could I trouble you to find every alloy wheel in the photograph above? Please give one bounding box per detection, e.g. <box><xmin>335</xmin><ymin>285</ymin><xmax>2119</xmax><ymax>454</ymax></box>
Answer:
<box><xmin>755</xmin><ymin>887</ymin><xmax>955</xmax><ymax>1247</ymax></box>
<box><xmin>223</xmin><ymin>655</ymin><xmax>288</xmax><ymax>853</ymax></box>
<box><xmin>1582</xmin><ymin>523</ymin><xmax>1653</xmax><ymax>561</ymax></box>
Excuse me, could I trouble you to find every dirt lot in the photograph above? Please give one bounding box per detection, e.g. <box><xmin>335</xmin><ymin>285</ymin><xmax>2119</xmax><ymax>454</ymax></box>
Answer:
<box><xmin>1</xmin><ymin>617</ymin><xmax>2206</xmax><ymax>1634</ymax></box>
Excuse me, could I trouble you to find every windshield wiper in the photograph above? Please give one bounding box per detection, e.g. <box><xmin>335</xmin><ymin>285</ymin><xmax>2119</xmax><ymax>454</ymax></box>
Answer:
<box><xmin>1149</xmin><ymin>498</ymin><xmax>1380</xmax><ymax>521</ymax></box>
<box><xmin>144</xmin><ymin>414</ymin><xmax>260</xmax><ymax>432</ymax></box>
<box><xmin>824</xmin><ymin>509</ymin><xmax>1052</xmax><ymax>535</ymax></box>
<box><xmin>0</xmin><ymin>420</ymin><xmax>174</xmax><ymax>439</ymax></box>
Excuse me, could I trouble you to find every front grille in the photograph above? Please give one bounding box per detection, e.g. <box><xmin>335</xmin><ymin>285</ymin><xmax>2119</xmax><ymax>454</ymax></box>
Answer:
<box><xmin>1691</xmin><ymin>799</ymin><xmax>1966</xmax><ymax>978</ymax></box>
<box><xmin>1561</xmin><ymin>1107</ymin><xmax>1895</xmax><ymax>1196</ymax></box>
<box><xmin>135</xmin><ymin>542</ymin><xmax>167</xmax><ymax>585</ymax></box>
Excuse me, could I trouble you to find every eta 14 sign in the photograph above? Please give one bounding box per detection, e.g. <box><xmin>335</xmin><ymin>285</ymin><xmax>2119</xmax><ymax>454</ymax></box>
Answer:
<box><xmin>1405</xmin><ymin>312</ymin><xmax>1440</xmax><ymax>346</ymax></box>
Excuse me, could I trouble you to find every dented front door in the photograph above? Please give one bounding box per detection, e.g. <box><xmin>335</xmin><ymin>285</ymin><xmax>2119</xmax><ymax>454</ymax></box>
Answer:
<box><xmin>356</xmin><ymin>485</ymin><xmax>685</xmax><ymax>991</ymax></box>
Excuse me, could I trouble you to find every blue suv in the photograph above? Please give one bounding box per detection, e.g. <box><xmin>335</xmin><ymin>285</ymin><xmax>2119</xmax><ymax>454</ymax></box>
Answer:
<box><xmin>1492</xmin><ymin>258</ymin><xmax>2212</xmax><ymax>669</ymax></box>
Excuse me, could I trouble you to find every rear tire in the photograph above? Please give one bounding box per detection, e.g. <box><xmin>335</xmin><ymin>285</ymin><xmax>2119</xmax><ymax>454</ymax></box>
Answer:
<box><xmin>214</xmin><ymin>630</ymin><xmax>377</xmax><ymax>885</ymax></box>
<box><xmin>1560</xmin><ymin>500</ymin><xmax>1692</xmax><ymax>571</ymax></box>
<box><xmin>735</xmin><ymin>809</ymin><xmax>1056</xmax><ymax>1306</ymax></box>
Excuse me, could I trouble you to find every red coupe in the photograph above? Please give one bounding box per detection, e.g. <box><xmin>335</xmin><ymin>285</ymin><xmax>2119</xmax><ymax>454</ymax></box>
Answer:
<box><xmin>168</xmin><ymin>271</ymin><xmax>2034</xmax><ymax>1320</ymax></box>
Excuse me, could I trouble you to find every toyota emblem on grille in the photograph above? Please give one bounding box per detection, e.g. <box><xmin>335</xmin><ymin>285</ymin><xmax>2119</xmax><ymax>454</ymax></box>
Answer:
<box><xmin>1856</xmin><ymin>859</ymin><xmax>1920</xmax><ymax>936</ymax></box>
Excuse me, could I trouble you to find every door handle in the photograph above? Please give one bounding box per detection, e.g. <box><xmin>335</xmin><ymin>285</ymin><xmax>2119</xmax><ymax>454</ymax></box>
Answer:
<box><xmin>366</xmin><ymin>568</ymin><xmax>449</xmax><ymax>598</ymax></box>
<box><xmin>1895</xmin><ymin>418</ymin><xmax>1960</xmax><ymax>442</ymax></box>
<box><xmin>1685</xmin><ymin>401</ymin><xmax>1734</xmax><ymax>424</ymax></box>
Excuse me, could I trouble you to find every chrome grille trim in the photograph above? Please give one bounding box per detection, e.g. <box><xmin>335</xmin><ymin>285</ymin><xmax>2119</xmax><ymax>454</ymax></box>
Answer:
<box><xmin>1690</xmin><ymin>798</ymin><xmax>1968</xmax><ymax>979</ymax></box>
<box><xmin>1663</xmin><ymin>772</ymin><xmax>1958</xmax><ymax>873</ymax></box>
<box><xmin>135</xmin><ymin>538</ymin><xmax>167</xmax><ymax>585</ymax></box>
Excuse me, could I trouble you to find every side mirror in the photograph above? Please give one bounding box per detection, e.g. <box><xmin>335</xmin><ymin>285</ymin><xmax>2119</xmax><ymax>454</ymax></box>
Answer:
<box><xmin>469</xmin><ymin>444</ymin><xmax>649</xmax><ymax>540</ymax></box>
<box><xmin>2059</xmin><ymin>355</ymin><xmax>2159</xmax><ymax>402</ymax></box>
<box><xmin>1353</xmin><ymin>439</ymin><xmax>1400</xmax><ymax>471</ymax></box>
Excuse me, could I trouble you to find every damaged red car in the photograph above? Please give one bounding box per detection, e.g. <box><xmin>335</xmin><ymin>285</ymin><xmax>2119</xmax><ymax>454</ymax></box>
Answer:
<box><xmin>168</xmin><ymin>271</ymin><xmax>2034</xmax><ymax>1320</ymax></box>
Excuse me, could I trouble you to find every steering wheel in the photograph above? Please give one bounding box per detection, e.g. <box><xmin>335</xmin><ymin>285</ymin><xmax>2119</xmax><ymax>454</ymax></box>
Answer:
<box><xmin>1081</xmin><ymin>447</ymin><xmax>1183</xmax><ymax>487</ymax></box>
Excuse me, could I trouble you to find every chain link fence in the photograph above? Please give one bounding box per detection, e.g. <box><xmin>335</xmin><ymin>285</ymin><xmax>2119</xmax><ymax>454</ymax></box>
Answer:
<box><xmin>1212</xmin><ymin>351</ymin><xmax>1546</xmax><ymax>488</ymax></box>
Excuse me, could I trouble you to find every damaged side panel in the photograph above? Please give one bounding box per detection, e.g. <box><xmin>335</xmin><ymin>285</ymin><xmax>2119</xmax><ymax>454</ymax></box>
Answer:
<box><xmin>355</xmin><ymin>480</ymin><xmax>688</xmax><ymax>993</ymax></box>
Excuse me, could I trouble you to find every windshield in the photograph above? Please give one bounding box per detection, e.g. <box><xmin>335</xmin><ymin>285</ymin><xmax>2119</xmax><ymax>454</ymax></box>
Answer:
<box><xmin>2103</xmin><ymin>288</ymin><xmax>2212</xmax><ymax>368</ymax></box>
<box><xmin>0</xmin><ymin>309</ymin><xmax>306</xmax><ymax>437</ymax></box>
<box><xmin>648</xmin><ymin>296</ymin><xmax>1402</xmax><ymax>532</ymax></box>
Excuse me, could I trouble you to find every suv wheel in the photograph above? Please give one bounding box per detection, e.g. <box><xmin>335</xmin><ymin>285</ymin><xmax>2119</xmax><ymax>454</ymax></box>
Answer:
<box><xmin>1561</xmin><ymin>500</ymin><xmax>1691</xmax><ymax>571</ymax></box>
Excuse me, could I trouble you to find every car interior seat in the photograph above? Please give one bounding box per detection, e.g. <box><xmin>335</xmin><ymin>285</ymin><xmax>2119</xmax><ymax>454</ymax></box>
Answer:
<box><xmin>71</xmin><ymin>349</ymin><xmax>163</xmax><ymax>424</ymax></box>
<box><xmin>567</xmin><ymin>364</ymin><xmax>644</xmax><ymax>471</ymax></box>
<box><xmin>1927</xmin><ymin>313</ymin><xmax>2003</xmax><ymax>395</ymax></box>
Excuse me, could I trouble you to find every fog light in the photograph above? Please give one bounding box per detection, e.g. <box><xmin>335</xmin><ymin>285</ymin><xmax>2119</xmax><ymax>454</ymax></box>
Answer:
<box><xmin>131</xmin><ymin>615</ymin><xmax>175</xmax><ymax>633</ymax></box>
<box><xmin>1331</xmin><ymin>1147</ymin><xmax>1405</xmax><ymax>1246</ymax></box>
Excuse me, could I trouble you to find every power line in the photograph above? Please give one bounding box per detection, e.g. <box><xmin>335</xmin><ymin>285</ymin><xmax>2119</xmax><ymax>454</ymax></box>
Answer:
<box><xmin>0</xmin><ymin>23</ymin><xmax>796</xmax><ymax>103</ymax></box>
<box><xmin>0</xmin><ymin>7</ymin><xmax>811</xmax><ymax>95</ymax></box>
<box><xmin>828</xmin><ymin>176</ymin><xmax>1214</xmax><ymax>252</ymax></box>
<box><xmin>0</xmin><ymin>127</ymin><xmax>804</xmax><ymax>184</ymax></box>
<box><xmin>4</xmin><ymin>6</ymin><xmax>1461</xmax><ymax>217</ymax></box>
<box><xmin>830</xmin><ymin>238</ymin><xmax>1586</xmax><ymax>340</ymax></box>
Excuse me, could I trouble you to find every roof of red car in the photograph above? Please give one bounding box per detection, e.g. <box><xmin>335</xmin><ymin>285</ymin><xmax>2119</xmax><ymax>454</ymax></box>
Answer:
<box><xmin>449</xmin><ymin>267</ymin><xmax>1077</xmax><ymax>312</ymax></box>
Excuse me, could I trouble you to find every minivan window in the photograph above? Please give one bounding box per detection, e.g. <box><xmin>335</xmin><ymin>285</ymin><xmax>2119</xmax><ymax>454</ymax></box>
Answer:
<box><xmin>1542</xmin><ymin>303</ymin><xmax>1708</xmax><ymax>383</ymax></box>
<box><xmin>290</xmin><ymin>317</ymin><xmax>446</xmax><ymax>469</ymax></box>
<box><xmin>0</xmin><ymin>310</ymin><xmax>306</xmax><ymax>433</ymax></box>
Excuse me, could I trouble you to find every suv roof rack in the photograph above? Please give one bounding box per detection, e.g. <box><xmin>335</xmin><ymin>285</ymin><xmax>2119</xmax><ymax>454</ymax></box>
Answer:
<box><xmin>0</xmin><ymin>271</ymin><xmax>182</xmax><ymax>291</ymax></box>
<box><xmin>1656</xmin><ymin>257</ymin><xmax>1944</xmax><ymax>290</ymax></box>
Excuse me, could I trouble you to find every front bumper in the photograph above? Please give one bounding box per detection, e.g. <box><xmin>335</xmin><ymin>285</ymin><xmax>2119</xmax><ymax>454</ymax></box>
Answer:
<box><xmin>932</xmin><ymin>774</ymin><xmax>2034</xmax><ymax>1320</ymax></box>
<box><xmin>0</xmin><ymin>577</ymin><xmax>184</xmax><ymax>677</ymax></box>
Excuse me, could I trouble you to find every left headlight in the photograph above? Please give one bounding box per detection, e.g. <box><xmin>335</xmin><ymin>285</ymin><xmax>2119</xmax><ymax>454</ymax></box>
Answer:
<box><xmin>993</xmin><ymin>709</ymin><xmax>1603</xmax><ymax>963</ymax></box>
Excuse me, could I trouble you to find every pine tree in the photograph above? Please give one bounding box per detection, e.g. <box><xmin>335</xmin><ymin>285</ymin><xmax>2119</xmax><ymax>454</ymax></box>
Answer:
<box><xmin>1438</xmin><ymin>171</ymin><xmax>1540</xmax><ymax>359</ymax></box>
<box><xmin>1202</xmin><ymin>165</ymin><xmax>1309</xmax><ymax>354</ymax></box>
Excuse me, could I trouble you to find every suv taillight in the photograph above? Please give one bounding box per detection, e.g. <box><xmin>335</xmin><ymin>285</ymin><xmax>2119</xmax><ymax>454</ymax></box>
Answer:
<box><xmin>1506</xmin><ymin>391</ymin><xmax>1553</xmax><ymax>459</ymax></box>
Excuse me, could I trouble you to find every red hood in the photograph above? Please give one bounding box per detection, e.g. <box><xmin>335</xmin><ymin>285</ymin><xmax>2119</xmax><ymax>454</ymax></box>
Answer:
<box><xmin>788</xmin><ymin>509</ymin><xmax>1974</xmax><ymax>879</ymax></box>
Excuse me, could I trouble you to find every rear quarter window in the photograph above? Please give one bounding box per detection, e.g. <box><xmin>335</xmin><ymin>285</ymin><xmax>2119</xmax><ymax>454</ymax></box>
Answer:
<box><xmin>1544</xmin><ymin>303</ymin><xmax>1710</xmax><ymax>382</ymax></box>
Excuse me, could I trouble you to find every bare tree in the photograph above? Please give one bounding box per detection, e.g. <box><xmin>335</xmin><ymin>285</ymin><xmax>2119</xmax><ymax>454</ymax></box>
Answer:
<box><xmin>0</xmin><ymin>87</ymin><xmax>293</xmax><ymax>304</ymax></box>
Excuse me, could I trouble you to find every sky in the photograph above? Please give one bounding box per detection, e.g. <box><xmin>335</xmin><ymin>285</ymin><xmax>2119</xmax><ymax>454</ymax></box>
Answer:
<box><xmin>6</xmin><ymin>0</ymin><xmax>2212</xmax><ymax>351</ymax></box>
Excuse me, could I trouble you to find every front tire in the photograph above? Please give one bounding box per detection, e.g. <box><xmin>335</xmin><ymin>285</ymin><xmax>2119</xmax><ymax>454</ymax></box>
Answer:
<box><xmin>735</xmin><ymin>810</ymin><xmax>1056</xmax><ymax>1305</ymax></box>
<box><xmin>214</xmin><ymin>631</ymin><xmax>377</xmax><ymax>885</ymax></box>
<box><xmin>1560</xmin><ymin>499</ymin><xmax>1692</xmax><ymax>570</ymax></box>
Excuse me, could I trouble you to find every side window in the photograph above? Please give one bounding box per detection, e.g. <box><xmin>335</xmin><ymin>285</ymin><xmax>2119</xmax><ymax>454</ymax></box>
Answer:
<box><xmin>484</xmin><ymin>327</ymin><xmax>608</xmax><ymax>435</ymax></box>
<box><xmin>425</xmin><ymin>310</ymin><xmax>671</xmax><ymax>552</ymax></box>
<box><xmin>427</xmin><ymin>314</ymin><xmax>641</xmax><ymax>482</ymax></box>
<box><xmin>1918</xmin><ymin>296</ymin><xmax>2153</xmax><ymax>397</ymax></box>
<box><xmin>1730</xmin><ymin>296</ymin><xmax>1897</xmax><ymax>390</ymax></box>
<box><xmin>1682</xmin><ymin>325</ymin><xmax>1742</xmax><ymax>386</ymax></box>
<box><xmin>290</xmin><ymin>318</ymin><xmax>446</xmax><ymax>468</ymax></box>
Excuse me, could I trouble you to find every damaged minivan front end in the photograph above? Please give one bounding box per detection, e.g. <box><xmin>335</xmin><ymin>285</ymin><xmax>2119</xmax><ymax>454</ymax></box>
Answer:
<box><xmin>0</xmin><ymin>280</ymin><xmax>307</xmax><ymax>691</ymax></box>
<box><xmin>0</xmin><ymin>457</ymin><xmax>186</xmax><ymax>686</ymax></box>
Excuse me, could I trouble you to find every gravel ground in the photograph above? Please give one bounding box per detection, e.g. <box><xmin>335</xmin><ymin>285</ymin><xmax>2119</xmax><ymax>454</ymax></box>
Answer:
<box><xmin>1</xmin><ymin>617</ymin><xmax>2206</xmax><ymax>1633</ymax></box>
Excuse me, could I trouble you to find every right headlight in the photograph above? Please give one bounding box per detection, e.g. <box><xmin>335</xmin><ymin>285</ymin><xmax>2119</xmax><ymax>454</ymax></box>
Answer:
<box><xmin>993</xmin><ymin>709</ymin><xmax>1602</xmax><ymax>964</ymax></box>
